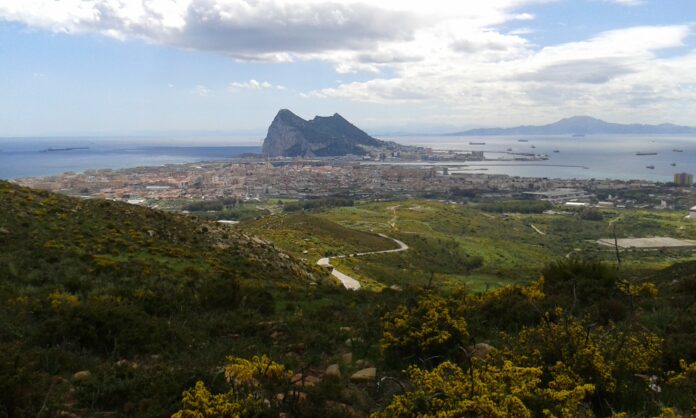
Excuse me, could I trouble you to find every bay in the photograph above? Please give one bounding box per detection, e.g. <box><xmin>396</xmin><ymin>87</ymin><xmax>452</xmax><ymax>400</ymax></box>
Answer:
<box><xmin>0</xmin><ymin>137</ymin><xmax>261</xmax><ymax>179</ymax></box>
<box><xmin>389</xmin><ymin>134</ymin><xmax>696</xmax><ymax>182</ymax></box>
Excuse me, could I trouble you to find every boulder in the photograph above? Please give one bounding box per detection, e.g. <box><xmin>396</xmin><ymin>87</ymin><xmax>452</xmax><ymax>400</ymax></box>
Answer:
<box><xmin>72</xmin><ymin>370</ymin><xmax>92</xmax><ymax>381</ymax></box>
<box><xmin>468</xmin><ymin>343</ymin><xmax>495</xmax><ymax>359</ymax></box>
<box><xmin>291</xmin><ymin>373</ymin><xmax>321</xmax><ymax>387</ymax></box>
<box><xmin>355</xmin><ymin>359</ymin><xmax>372</xmax><ymax>369</ymax></box>
<box><xmin>325</xmin><ymin>364</ymin><xmax>341</xmax><ymax>378</ymax></box>
<box><xmin>341</xmin><ymin>352</ymin><xmax>353</xmax><ymax>364</ymax></box>
<box><xmin>345</xmin><ymin>337</ymin><xmax>363</xmax><ymax>347</ymax></box>
<box><xmin>350</xmin><ymin>367</ymin><xmax>376</xmax><ymax>383</ymax></box>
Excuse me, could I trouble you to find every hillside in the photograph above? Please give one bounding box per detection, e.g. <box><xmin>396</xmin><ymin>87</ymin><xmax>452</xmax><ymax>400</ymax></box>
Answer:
<box><xmin>0</xmin><ymin>181</ymin><xmax>351</xmax><ymax>416</ymax></box>
<box><xmin>451</xmin><ymin>115</ymin><xmax>696</xmax><ymax>135</ymax></box>
<box><xmin>3</xmin><ymin>183</ymin><xmax>696</xmax><ymax>417</ymax></box>
<box><xmin>262</xmin><ymin>109</ymin><xmax>386</xmax><ymax>157</ymax></box>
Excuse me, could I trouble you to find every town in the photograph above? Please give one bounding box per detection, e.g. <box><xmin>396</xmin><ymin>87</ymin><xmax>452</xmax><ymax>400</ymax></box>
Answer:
<box><xmin>14</xmin><ymin>156</ymin><xmax>696</xmax><ymax>215</ymax></box>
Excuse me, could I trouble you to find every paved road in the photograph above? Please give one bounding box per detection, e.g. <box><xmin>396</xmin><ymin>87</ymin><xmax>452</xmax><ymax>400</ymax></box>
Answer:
<box><xmin>316</xmin><ymin>234</ymin><xmax>409</xmax><ymax>290</ymax></box>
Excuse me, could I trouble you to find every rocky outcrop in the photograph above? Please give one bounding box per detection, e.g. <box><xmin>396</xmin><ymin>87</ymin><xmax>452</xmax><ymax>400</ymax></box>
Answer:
<box><xmin>262</xmin><ymin>109</ymin><xmax>385</xmax><ymax>157</ymax></box>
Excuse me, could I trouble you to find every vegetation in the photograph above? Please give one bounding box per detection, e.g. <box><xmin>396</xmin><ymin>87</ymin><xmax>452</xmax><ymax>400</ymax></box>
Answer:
<box><xmin>2</xmin><ymin>181</ymin><xmax>696</xmax><ymax>416</ymax></box>
<box><xmin>282</xmin><ymin>196</ymin><xmax>354</xmax><ymax>213</ymax></box>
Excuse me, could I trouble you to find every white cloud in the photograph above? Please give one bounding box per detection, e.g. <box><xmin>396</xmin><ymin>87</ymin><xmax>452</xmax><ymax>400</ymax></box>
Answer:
<box><xmin>228</xmin><ymin>79</ymin><xmax>277</xmax><ymax>92</ymax></box>
<box><xmin>602</xmin><ymin>0</ymin><xmax>645</xmax><ymax>6</ymax></box>
<box><xmin>1</xmin><ymin>0</ymin><xmax>695</xmax><ymax>125</ymax></box>
<box><xmin>191</xmin><ymin>84</ymin><xmax>212</xmax><ymax>96</ymax></box>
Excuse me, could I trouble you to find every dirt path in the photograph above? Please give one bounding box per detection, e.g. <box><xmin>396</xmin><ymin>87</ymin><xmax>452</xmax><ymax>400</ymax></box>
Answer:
<box><xmin>530</xmin><ymin>224</ymin><xmax>546</xmax><ymax>236</ymax></box>
<box><xmin>316</xmin><ymin>234</ymin><xmax>409</xmax><ymax>290</ymax></box>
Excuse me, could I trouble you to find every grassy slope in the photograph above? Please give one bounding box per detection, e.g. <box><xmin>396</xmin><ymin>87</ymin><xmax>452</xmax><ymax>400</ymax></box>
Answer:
<box><xmin>3</xmin><ymin>183</ymin><xmax>696</xmax><ymax>416</ymax></box>
<box><xmin>0</xmin><ymin>181</ymin><xmax>395</xmax><ymax>417</ymax></box>
<box><xmin>242</xmin><ymin>200</ymin><xmax>696</xmax><ymax>291</ymax></box>
<box><xmin>243</xmin><ymin>213</ymin><xmax>397</xmax><ymax>261</ymax></box>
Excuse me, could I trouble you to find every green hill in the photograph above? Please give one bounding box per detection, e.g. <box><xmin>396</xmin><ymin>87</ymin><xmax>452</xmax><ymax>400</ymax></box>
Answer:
<box><xmin>3</xmin><ymin>182</ymin><xmax>696</xmax><ymax>417</ymax></box>
<box><xmin>0</xmin><ymin>181</ymin><xmax>334</xmax><ymax>416</ymax></box>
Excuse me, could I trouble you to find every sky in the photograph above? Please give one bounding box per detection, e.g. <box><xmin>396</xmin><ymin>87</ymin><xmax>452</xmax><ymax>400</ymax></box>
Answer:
<box><xmin>0</xmin><ymin>0</ymin><xmax>695</xmax><ymax>137</ymax></box>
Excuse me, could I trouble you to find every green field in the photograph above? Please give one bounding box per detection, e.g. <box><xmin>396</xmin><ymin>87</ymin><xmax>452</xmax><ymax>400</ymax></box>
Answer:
<box><xmin>242</xmin><ymin>200</ymin><xmax>696</xmax><ymax>291</ymax></box>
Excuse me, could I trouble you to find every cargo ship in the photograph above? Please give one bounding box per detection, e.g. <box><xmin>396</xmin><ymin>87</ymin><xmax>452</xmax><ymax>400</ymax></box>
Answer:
<box><xmin>636</xmin><ymin>152</ymin><xmax>658</xmax><ymax>156</ymax></box>
<box><xmin>40</xmin><ymin>147</ymin><xmax>89</xmax><ymax>152</ymax></box>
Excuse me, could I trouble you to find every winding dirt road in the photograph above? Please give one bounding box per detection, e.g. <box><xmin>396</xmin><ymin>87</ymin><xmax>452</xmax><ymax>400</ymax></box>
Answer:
<box><xmin>316</xmin><ymin>233</ymin><xmax>409</xmax><ymax>290</ymax></box>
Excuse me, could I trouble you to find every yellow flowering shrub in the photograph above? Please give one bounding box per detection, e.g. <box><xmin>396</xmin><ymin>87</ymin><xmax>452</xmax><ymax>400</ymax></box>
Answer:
<box><xmin>381</xmin><ymin>296</ymin><xmax>468</xmax><ymax>361</ymax></box>
<box><xmin>171</xmin><ymin>381</ymin><xmax>265</xmax><ymax>418</ymax></box>
<box><xmin>374</xmin><ymin>359</ymin><xmax>594</xmax><ymax>418</ymax></box>
<box><xmin>513</xmin><ymin>308</ymin><xmax>662</xmax><ymax>395</ymax></box>
<box><xmin>666</xmin><ymin>360</ymin><xmax>696</xmax><ymax>388</ymax></box>
<box><xmin>172</xmin><ymin>355</ymin><xmax>289</xmax><ymax>418</ymax></box>
<box><xmin>48</xmin><ymin>290</ymin><xmax>80</xmax><ymax>311</ymax></box>
<box><xmin>224</xmin><ymin>355</ymin><xmax>289</xmax><ymax>387</ymax></box>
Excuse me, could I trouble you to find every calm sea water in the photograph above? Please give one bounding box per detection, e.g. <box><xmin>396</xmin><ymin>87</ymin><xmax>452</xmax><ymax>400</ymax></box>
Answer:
<box><xmin>0</xmin><ymin>137</ymin><xmax>262</xmax><ymax>179</ymax></box>
<box><xmin>1</xmin><ymin>135</ymin><xmax>695</xmax><ymax>182</ymax></box>
<box><xmin>389</xmin><ymin>134</ymin><xmax>696</xmax><ymax>182</ymax></box>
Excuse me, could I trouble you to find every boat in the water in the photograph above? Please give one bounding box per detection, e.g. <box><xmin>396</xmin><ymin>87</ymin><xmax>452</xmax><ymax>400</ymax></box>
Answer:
<box><xmin>553</xmin><ymin>150</ymin><xmax>560</xmax><ymax>153</ymax></box>
<box><xmin>673</xmin><ymin>149</ymin><xmax>684</xmax><ymax>152</ymax></box>
<box><xmin>671</xmin><ymin>163</ymin><xmax>677</xmax><ymax>167</ymax></box>
<box><xmin>572</xmin><ymin>133</ymin><xmax>585</xmax><ymax>138</ymax></box>
<box><xmin>636</xmin><ymin>152</ymin><xmax>658</xmax><ymax>156</ymax></box>
<box><xmin>518</xmin><ymin>139</ymin><xmax>528</xmax><ymax>142</ymax></box>
<box><xmin>506</xmin><ymin>148</ymin><xmax>512</xmax><ymax>152</ymax></box>
<box><xmin>646</xmin><ymin>165</ymin><xmax>655</xmax><ymax>169</ymax></box>
<box><xmin>531</xmin><ymin>145</ymin><xmax>536</xmax><ymax>149</ymax></box>
<box><xmin>469</xmin><ymin>142</ymin><xmax>486</xmax><ymax>145</ymax></box>
<box><xmin>40</xmin><ymin>147</ymin><xmax>89</xmax><ymax>153</ymax></box>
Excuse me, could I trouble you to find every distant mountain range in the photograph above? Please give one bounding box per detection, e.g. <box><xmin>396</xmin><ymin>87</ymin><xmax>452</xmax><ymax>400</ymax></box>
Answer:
<box><xmin>262</xmin><ymin>109</ymin><xmax>387</xmax><ymax>157</ymax></box>
<box><xmin>449</xmin><ymin>116</ymin><xmax>696</xmax><ymax>136</ymax></box>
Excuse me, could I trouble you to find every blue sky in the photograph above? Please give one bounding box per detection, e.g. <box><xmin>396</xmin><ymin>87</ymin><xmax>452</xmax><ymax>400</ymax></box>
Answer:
<box><xmin>1</xmin><ymin>0</ymin><xmax>695</xmax><ymax>137</ymax></box>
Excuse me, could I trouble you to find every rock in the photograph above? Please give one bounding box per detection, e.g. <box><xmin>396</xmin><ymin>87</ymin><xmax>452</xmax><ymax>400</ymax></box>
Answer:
<box><xmin>350</xmin><ymin>367</ymin><xmax>376</xmax><ymax>383</ymax></box>
<box><xmin>116</xmin><ymin>359</ymin><xmax>139</xmax><ymax>369</ymax></box>
<box><xmin>262</xmin><ymin>109</ymin><xmax>386</xmax><ymax>157</ymax></box>
<box><xmin>389</xmin><ymin>284</ymin><xmax>403</xmax><ymax>292</ymax></box>
<box><xmin>72</xmin><ymin>370</ymin><xmax>92</xmax><ymax>381</ymax></box>
<box><xmin>325</xmin><ymin>401</ymin><xmax>360</xmax><ymax>417</ymax></box>
<box><xmin>277</xmin><ymin>391</ymin><xmax>307</xmax><ymax>403</ymax></box>
<box><xmin>341</xmin><ymin>352</ymin><xmax>353</xmax><ymax>364</ymax></box>
<box><xmin>0</xmin><ymin>227</ymin><xmax>9</xmax><ymax>234</ymax></box>
<box><xmin>325</xmin><ymin>364</ymin><xmax>341</xmax><ymax>378</ymax></box>
<box><xmin>468</xmin><ymin>343</ymin><xmax>495</xmax><ymax>359</ymax></box>
<box><xmin>345</xmin><ymin>337</ymin><xmax>363</xmax><ymax>347</ymax></box>
<box><xmin>284</xmin><ymin>352</ymin><xmax>302</xmax><ymax>363</ymax></box>
<box><xmin>355</xmin><ymin>359</ymin><xmax>371</xmax><ymax>369</ymax></box>
<box><xmin>339</xmin><ymin>326</ymin><xmax>353</xmax><ymax>333</ymax></box>
<box><xmin>291</xmin><ymin>373</ymin><xmax>321</xmax><ymax>387</ymax></box>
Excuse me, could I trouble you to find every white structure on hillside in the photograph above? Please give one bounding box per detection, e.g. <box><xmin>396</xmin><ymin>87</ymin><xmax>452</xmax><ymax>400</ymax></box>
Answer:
<box><xmin>523</xmin><ymin>188</ymin><xmax>593</xmax><ymax>203</ymax></box>
<box><xmin>688</xmin><ymin>206</ymin><xmax>696</xmax><ymax>220</ymax></box>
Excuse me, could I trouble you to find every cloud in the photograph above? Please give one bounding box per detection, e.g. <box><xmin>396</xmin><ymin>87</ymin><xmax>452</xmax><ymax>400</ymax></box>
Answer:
<box><xmin>516</xmin><ymin>59</ymin><xmax>636</xmax><ymax>84</ymax></box>
<box><xmin>228</xmin><ymin>79</ymin><xmax>277</xmax><ymax>92</ymax></box>
<box><xmin>602</xmin><ymin>0</ymin><xmax>645</xmax><ymax>6</ymax></box>
<box><xmin>191</xmin><ymin>84</ymin><xmax>212</xmax><ymax>96</ymax></box>
<box><xmin>0</xmin><ymin>0</ymin><xmax>422</xmax><ymax>60</ymax></box>
<box><xmin>308</xmin><ymin>24</ymin><xmax>696</xmax><ymax>125</ymax></box>
<box><xmin>2</xmin><ymin>1</ymin><xmax>695</xmax><ymax>125</ymax></box>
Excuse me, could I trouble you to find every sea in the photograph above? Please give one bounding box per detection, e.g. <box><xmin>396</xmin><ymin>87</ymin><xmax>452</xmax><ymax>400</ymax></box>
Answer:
<box><xmin>0</xmin><ymin>137</ymin><xmax>262</xmax><ymax>180</ymax></box>
<box><xmin>389</xmin><ymin>134</ymin><xmax>696</xmax><ymax>183</ymax></box>
<box><xmin>1</xmin><ymin>134</ymin><xmax>695</xmax><ymax>182</ymax></box>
